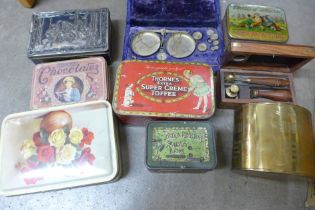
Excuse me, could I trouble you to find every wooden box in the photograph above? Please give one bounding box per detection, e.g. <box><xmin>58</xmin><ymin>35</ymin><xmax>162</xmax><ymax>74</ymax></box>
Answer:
<box><xmin>218</xmin><ymin>40</ymin><xmax>315</xmax><ymax>108</ymax></box>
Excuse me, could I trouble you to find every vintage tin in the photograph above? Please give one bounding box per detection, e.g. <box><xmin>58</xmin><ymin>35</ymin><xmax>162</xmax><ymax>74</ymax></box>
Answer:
<box><xmin>225</xmin><ymin>4</ymin><xmax>288</xmax><ymax>42</ymax></box>
<box><xmin>233</xmin><ymin>103</ymin><xmax>315</xmax><ymax>178</ymax></box>
<box><xmin>146</xmin><ymin>121</ymin><xmax>217</xmax><ymax>172</ymax></box>
<box><xmin>0</xmin><ymin>100</ymin><xmax>120</xmax><ymax>196</ymax></box>
<box><xmin>30</xmin><ymin>57</ymin><xmax>108</xmax><ymax>110</ymax></box>
<box><xmin>27</xmin><ymin>8</ymin><xmax>111</xmax><ymax>63</ymax></box>
<box><xmin>112</xmin><ymin>61</ymin><xmax>215</xmax><ymax>124</ymax></box>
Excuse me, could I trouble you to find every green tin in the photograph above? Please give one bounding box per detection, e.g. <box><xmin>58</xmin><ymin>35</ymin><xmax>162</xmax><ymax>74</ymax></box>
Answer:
<box><xmin>226</xmin><ymin>4</ymin><xmax>289</xmax><ymax>42</ymax></box>
<box><xmin>146</xmin><ymin>121</ymin><xmax>217</xmax><ymax>172</ymax></box>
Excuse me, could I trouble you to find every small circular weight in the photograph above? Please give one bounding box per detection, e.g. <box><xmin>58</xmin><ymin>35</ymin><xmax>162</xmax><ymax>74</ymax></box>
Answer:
<box><xmin>192</xmin><ymin>31</ymin><xmax>203</xmax><ymax>40</ymax></box>
<box><xmin>166</xmin><ymin>33</ymin><xmax>196</xmax><ymax>58</ymax></box>
<box><xmin>156</xmin><ymin>51</ymin><xmax>167</xmax><ymax>60</ymax></box>
<box><xmin>212</xmin><ymin>40</ymin><xmax>219</xmax><ymax>46</ymax></box>
<box><xmin>206</xmin><ymin>28</ymin><xmax>215</xmax><ymax>36</ymax></box>
<box><xmin>211</xmin><ymin>46</ymin><xmax>219</xmax><ymax>51</ymax></box>
<box><xmin>224</xmin><ymin>73</ymin><xmax>236</xmax><ymax>83</ymax></box>
<box><xmin>226</xmin><ymin>84</ymin><xmax>240</xmax><ymax>98</ymax></box>
<box><xmin>131</xmin><ymin>31</ymin><xmax>161</xmax><ymax>57</ymax></box>
<box><xmin>210</xmin><ymin>33</ymin><xmax>218</xmax><ymax>40</ymax></box>
<box><xmin>197</xmin><ymin>43</ymin><xmax>208</xmax><ymax>52</ymax></box>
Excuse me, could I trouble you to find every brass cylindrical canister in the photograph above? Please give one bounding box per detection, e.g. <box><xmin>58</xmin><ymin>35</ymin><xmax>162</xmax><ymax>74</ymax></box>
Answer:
<box><xmin>233</xmin><ymin>103</ymin><xmax>315</xmax><ymax>177</ymax></box>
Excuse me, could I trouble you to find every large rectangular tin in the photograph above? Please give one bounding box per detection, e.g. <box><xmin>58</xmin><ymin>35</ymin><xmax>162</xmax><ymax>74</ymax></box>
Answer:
<box><xmin>226</xmin><ymin>4</ymin><xmax>288</xmax><ymax>42</ymax></box>
<box><xmin>112</xmin><ymin>61</ymin><xmax>215</xmax><ymax>123</ymax></box>
<box><xmin>27</xmin><ymin>8</ymin><xmax>111</xmax><ymax>63</ymax></box>
<box><xmin>146</xmin><ymin>121</ymin><xmax>217</xmax><ymax>172</ymax></box>
<box><xmin>0</xmin><ymin>100</ymin><xmax>119</xmax><ymax>196</ymax></box>
<box><xmin>30</xmin><ymin>57</ymin><xmax>108</xmax><ymax>110</ymax></box>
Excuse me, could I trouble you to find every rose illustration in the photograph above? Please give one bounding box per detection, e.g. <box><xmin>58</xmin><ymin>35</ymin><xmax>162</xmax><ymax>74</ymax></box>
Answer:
<box><xmin>33</xmin><ymin>132</ymin><xmax>42</xmax><ymax>146</ymax></box>
<box><xmin>37</xmin><ymin>145</ymin><xmax>55</xmax><ymax>163</ymax></box>
<box><xmin>69</xmin><ymin>128</ymin><xmax>83</xmax><ymax>145</ymax></box>
<box><xmin>20</xmin><ymin>139</ymin><xmax>37</xmax><ymax>159</ymax></box>
<box><xmin>48</xmin><ymin>129</ymin><xmax>66</xmax><ymax>148</ymax></box>
<box><xmin>56</xmin><ymin>144</ymin><xmax>77</xmax><ymax>165</ymax></box>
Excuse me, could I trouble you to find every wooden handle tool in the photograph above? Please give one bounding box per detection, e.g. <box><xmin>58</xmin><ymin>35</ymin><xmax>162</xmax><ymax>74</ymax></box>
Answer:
<box><xmin>251</xmin><ymin>89</ymin><xmax>292</xmax><ymax>102</ymax></box>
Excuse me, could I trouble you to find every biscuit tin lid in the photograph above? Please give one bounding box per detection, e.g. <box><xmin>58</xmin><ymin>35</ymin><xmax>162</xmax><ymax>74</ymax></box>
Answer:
<box><xmin>0</xmin><ymin>101</ymin><xmax>118</xmax><ymax>196</ymax></box>
<box><xmin>146</xmin><ymin>121</ymin><xmax>217</xmax><ymax>170</ymax></box>
<box><xmin>226</xmin><ymin>4</ymin><xmax>288</xmax><ymax>43</ymax></box>
<box><xmin>112</xmin><ymin>60</ymin><xmax>215</xmax><ymax>119</ymax></box>
<box><xmin>30</xmin><ymin>57</ymin><xmax>108</xmax><ymax>110</ymax></box>
<box><xmin>128</xmin><ymin>0</ymin><xmax>221</xmax><ymax>27</ymax></box>
<box><xmin>27</xmin><ymin>8</ymin><xmax>110</xmax><ymax>59</ymax></box>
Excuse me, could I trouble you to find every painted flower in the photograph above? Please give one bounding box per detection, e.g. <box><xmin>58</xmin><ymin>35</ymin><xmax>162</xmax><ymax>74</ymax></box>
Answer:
<box><xmin>75</xmin><ymin>148</ymin><xmax>96</xmax><ymax>165</ymax></box>
<box><xmin>56</xmin><ymin>144</ymin><xmax>77</xmax><ymax>165</ymax></box>
<box><xmin>33</xmin><ymin>132</ymin><xmax>42</xmax><ymax>146</ymax></box>
<box><xmin>20</xmin><ymin>139</ymin><xmax>37</xmax><ymax>159</ymax></box>
<box><xmin>16</xmin><ymin>160</ymin><xmax>39</xmax><ymax>173</ymax></box>
<box><xmin>69</xmin><ymin>128</ymin><xmax>83</xmax><ymax>145</ymax></box>
<box><xmin>48</xmin><ymin>129</ymin><xmax>66</xmax><ymax>148</ymax></box>
<box><xmin>37</xmin><ymin>145</ymin><xmax>55</xmax><ymax>163</ymax></box>
<box><xmin>80</xmin><ymin>128</ymin><xmax>95</xmax><ymax>147</ymax></box>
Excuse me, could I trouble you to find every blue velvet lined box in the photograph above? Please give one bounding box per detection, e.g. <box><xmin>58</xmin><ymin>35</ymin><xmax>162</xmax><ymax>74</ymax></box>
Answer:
<box><xmin>122</xmin><ymin>0</ymin><xmax>224</xmax><ymax>72</ymax></box>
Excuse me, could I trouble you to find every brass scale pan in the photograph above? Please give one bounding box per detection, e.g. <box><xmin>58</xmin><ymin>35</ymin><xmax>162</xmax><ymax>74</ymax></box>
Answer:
<box><xmin>233</xmin><ymin>103</ymin><xmax>315</xmax><ymax>178</ymax></box>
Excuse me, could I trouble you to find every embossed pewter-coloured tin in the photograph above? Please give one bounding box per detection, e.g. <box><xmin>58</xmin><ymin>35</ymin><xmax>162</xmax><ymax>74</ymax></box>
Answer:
<box><xmin>27</xmin><ymin>8</ymin><xmax>111</xmax><ymax>63</ymax></box>
<box><xmin>30</xmin><ymin>57</ymin><xmax>108</xmax><ymax>110</ymax></box>
<box><xmin>0</xmin><ymin>101</ymin><xmax>120</xmax><ymax>196</ymax></box>
<box><xmin>112</xmin><ymin>60</ymin><xmax>215</xmax><ymax>124</ymax></box>
<box><xmin>226</xmin><ymin>4</ymin><xmax>289</xmax><ymax>42</ymax></box>
<box><xmin>146</xmin><ymin>121</ymin><xmax>217</xmax><ymax>172</ymax></box>
<box><xmin>233</xmin><ymin>103</ymin><xmax>315</xmax><ymax>178</ymax></box>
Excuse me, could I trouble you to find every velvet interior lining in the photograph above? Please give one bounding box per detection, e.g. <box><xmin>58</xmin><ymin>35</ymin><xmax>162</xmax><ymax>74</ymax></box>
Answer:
<box><xmin>123</xmin><ymin>26</ymin><xmax>223</xmax><ymax>72</ymax></box>
<box><xmin>129</xmin><ymin>0</ymin><xmax>217</xmax><ymax>27</ymax></box>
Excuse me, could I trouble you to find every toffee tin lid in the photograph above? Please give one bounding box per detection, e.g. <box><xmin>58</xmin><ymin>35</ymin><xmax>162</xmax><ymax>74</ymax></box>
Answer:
<box><xmin>112</xmin><ymin>60</ymin><xmax>216</xmax><ymax>120</ymax></box>
<box><xmin>146</xmin><ymin>121</ymin><xmax>217</xmax><ymax>171</ymax></box>
<box><xmin>0</xmin><ymin>101</ymin><xmax>119</xmax><ymax>196</ymax></box>
<box><xmin>226</xmin><ymin>4</ymin><xmax>289</xmax><ymax>43</ymax></box>
<box><xmin>27</xmin><ymin>8</ymin><xmax>110</xmax><ymax>60</ymax></box>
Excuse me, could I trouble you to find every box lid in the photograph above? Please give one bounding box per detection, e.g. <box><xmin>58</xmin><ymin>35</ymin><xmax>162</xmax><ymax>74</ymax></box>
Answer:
<box><xmin>226</xmin><ymin>4</ymin><xmax>289</xmax><ymax>43</ymax></box>
<box><xmin>146</xmin><ymin>121</ymin><xmax>217</xmax><ymax>171</ymax></box>
<box><xmin>223</xmin><ymin>41</ymin><xmax>315</xmax><ymax>73</ymax></box>
<box><xmin>0</xmin><ymin>101</ymin><xmax>118</xmax><ymax>196</ymax></box>
<box><xmin>127</xmin><ymin>0</ymin><xmax>221</xmax><ymax>27</ymax></box>
<box><xmin>27</xmin><ymin>8</ymin><xmax>110</xmax><ymax>60</ymax></box>
<box><xmin>112</xmin><ymin>60</ymin><xmax>215</xmax><ymax>120</ymax></box>
<box><xmin>30</xmin><ymin>57</ymin><xmax>108</xmax><ymax>110</ymax></box>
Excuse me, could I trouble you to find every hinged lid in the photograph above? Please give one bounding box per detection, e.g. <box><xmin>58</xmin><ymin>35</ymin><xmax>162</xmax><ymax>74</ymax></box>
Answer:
<box><xmin>223</xmin><ymin>40</ymin><xmax>315</xmax><ymax>73</ymax></box>
<box><xmin>127</xmin><ymin>0</ymin><xmax>221</xmax><ymax>27</ymax></box>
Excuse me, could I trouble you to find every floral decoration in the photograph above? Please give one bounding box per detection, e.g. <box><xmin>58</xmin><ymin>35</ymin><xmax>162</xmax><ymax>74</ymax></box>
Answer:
<box><xmin>16</xmin><ymin>111</ymin><xmax>96</xmax><ymax>185</ymax></box>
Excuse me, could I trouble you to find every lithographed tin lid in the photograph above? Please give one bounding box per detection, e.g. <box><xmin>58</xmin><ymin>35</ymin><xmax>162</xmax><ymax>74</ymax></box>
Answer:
<box><xmin>226</xmin><ymin>4</ymin><xmax>288</xmax><ymax>42</ymax></box>
<box><xmin>30</xmin><ymin>57</ymin><xmax>108</xmax><ymax>110</ymax></box>
<box><xmin>112</xmin><ymin>60</ymin><xmax>215</xmax><ymax>120</ymax></box>
<box><xmin>27</xmin><ymin>8</ymin><xmax>110</xmax><ymax>60</ymax></box>
<box><xmin>0</xmin><ymin>101</ymin><xmax>119</xmax><ymax>196</ymax></box>
<box><xmin>146</xmin><ymin>121</ymin><xmax>217</xmax><ymax>171</ymax></box>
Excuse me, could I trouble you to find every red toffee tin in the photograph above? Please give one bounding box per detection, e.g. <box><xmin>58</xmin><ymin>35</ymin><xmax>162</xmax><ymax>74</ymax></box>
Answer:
<box><xmin>30</xmin><ymin>57</ymin><xmax>108</xmax><ymax>109</ymax></box>
<box><xmin>112</xmin><ymin>61</ymin><xmax>215</xmax><ymax>123</ymax></box>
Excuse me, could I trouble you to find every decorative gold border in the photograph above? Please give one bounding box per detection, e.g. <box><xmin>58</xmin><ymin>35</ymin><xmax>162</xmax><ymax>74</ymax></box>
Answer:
<box><xmin>112</xmin><ymin>60</ymin><xmax>215</xmax><ymax>118</ymax></box>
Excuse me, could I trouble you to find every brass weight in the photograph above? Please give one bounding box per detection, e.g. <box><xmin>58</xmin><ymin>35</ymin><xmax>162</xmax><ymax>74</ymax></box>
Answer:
<box><xmin>233</xmin><ymin>103</ymin><xmax>315</xmax><ymax>178</ymax></box>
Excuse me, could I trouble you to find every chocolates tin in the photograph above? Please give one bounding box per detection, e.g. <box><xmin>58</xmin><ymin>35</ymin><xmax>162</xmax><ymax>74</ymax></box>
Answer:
<box><xmin>112</xmin><ymin>61</ymin><xmax>215</xmax><ymax>123</ymax></box>
<box><xmin>146</xmin><ymin>121</ymin><xmax>217</xmax><ymax>172</ymax></box>
<box><xmin>27</xmin><ymin>8</ymin><xmax>111</xmax><ymax>63</ymax></box>
<box><xmin>0</xmin><ymin>100</ymin><xmax>119</xmax><ymax>196</ymax></box>
<box><xmin>225</xmin><ymin>4</ymin><xmax>288</xmax><ymax>42</ymax></box>
<box><xmin>30</xmin><ymin>57</ymin><xmax>108</xmax><ymax>110</ymax></box>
